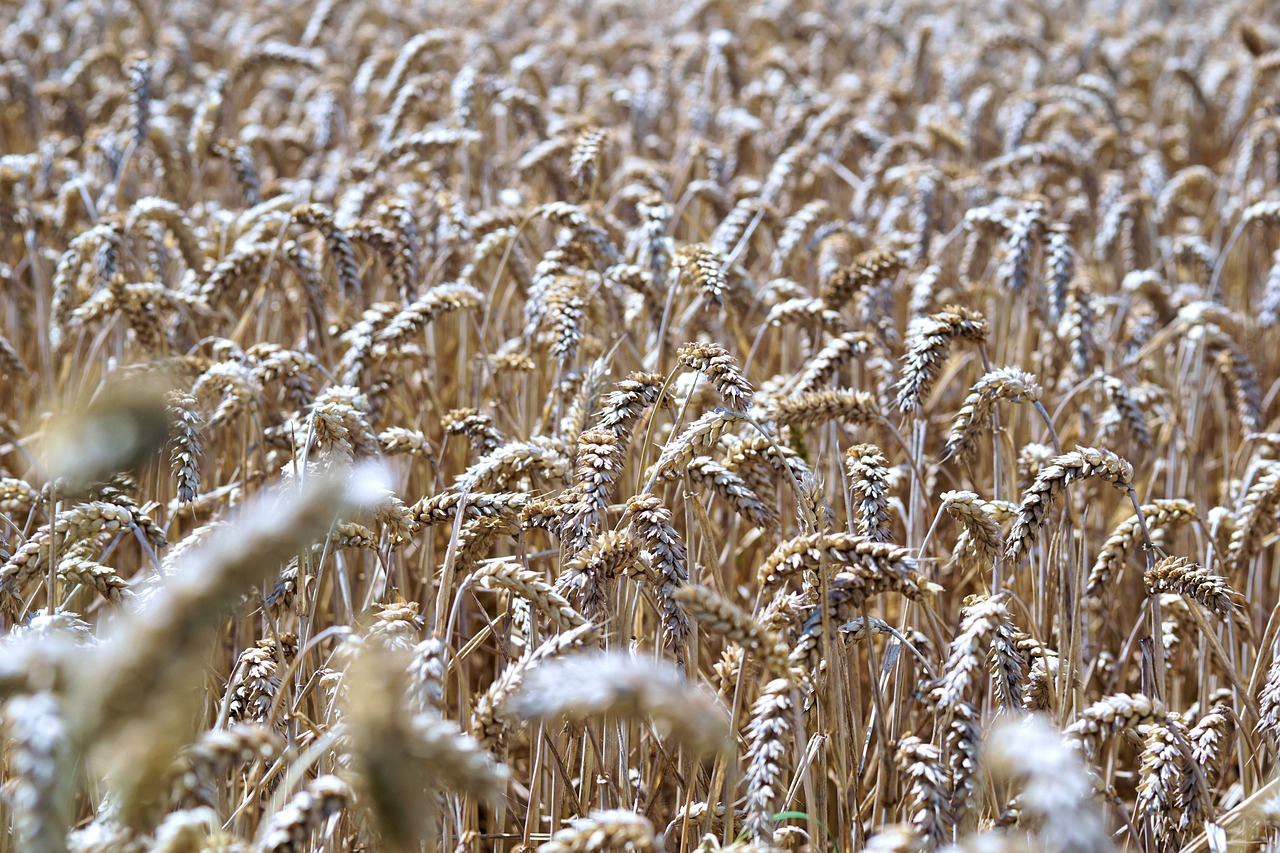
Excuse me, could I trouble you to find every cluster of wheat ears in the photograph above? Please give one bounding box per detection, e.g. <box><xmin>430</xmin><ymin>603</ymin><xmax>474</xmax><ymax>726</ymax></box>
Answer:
<box><xmin>5</xmin><ymin>0</ymin><xmax>1280</xmax><ymax>851</ymax></box>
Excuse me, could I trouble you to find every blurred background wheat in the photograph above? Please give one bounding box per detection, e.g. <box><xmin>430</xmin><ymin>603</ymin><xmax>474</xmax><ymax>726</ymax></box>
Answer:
<box><xmin>1</xmin><ymin>0</ymin><xmax>1279</xmax><ymax>851</ymax></box>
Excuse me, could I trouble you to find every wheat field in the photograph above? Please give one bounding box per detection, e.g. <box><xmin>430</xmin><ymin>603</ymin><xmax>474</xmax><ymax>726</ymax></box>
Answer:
<box><xmin>2</xmin><ymin>0</ymin><xmax>1280</xmax><ymax>850</ymax></box>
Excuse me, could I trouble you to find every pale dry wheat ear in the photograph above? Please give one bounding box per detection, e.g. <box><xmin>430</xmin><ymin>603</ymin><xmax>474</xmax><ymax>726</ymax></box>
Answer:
<box><xmin>767</xmin><ymin>388</ymin><xmax>880</xmax><ymax>430</ymax></box>
<box><xmin>1135</xmin><ymin>715</ymin><xmax>1200</xmax><ymax>848</ymax></box>
<box><xmin>1065</xmin><ymin>692</ymin><xmax>1169</xmax><ymax>757</ymax></box>
<box><xmin>940</xmin><ymin>490</ymin><xmax>1003</xmax><ymax>573</ymax></box>
<box><xmin>931</xmin><ymin>593</ymin><xmax>1024</xmax><ymax>711</ymax></box>
<box><xmin>794</xmin><ymin>330</ymin><xmax>878</xmax><ymax>395</ymax></box>
<box><xmin>471</xmin><ymin>621</ymin><xmax>599</xmax><ymax>750</ymax></box>
<box><xmin>822</xmin><ymin>246</ymin><xmax>910</xmax><ymax>311</ymax></box>
<box><xmin>407</xmin><ymin>638</ymin><xmax>448</xmax><ymax>714</ymax></box>
<box><xmin>647</xmin><ymin>408</ymin><xmax>745</xmax><ymax>482</ymax></box>
<box><xmin>539</xmin><ymin>810</ymin><xmax>658</xmax><ymax>853</ymax></box>
<box><xmin>945</xmin><ymin>702</ymin><xmax>982</xmax><ymax>827</ymax></box>
<box><xmin>1225</xmin><ymin>461</ymin><xmax>1280</xmax><ymax>574</ymax></box>
<box><xmin>594</xmin><ymin>370</ymin><xmax>666</xmax><ymax>445</ymax></box>
<box><xmin>942</xmin><ymin>366</ymin><xmax>1043</xmax><ymax>464</ymax></box>
<box><xmin>290</xmin><ymin>203</ymin><xmax>362</xmax><ymax>298</ymax></box>
<box><xmin>466</xmin><ymin>559</ymin><xmax>587</xmax><ymax>630</ymax></box>
<box><xmin>1</xmin><ymin>692</ymin><xmax>74</xmax><ymax>853</ymax></box>
<box><xmin>673</xmin><ymin>242</ymin><xmax>731</xmax><ymax>306</ymax></box>
<box><xmin>984</xmin><ymin>715</ymin><xmax>1114</xmax><ymax>853</ymax></box>
<box><xmin>556</xmin><ymin>528</ymin><xmax>643</xmax><ymax>623</ymax></box>
<box><xmin>166</xmin><ymin>390</ymin><xmax>203</xmax><ymax>505</ymax></box>
<box><xmin>341</xmin><ymin>644</ymin><xmax>508</xmax><ymax>851</ymax></box>
<box><xmin>1144</xmin><ymin>556</ymin><xmax>1243</xmax><ymax>621</ymax></box>
<box><xmin>1260</xmin><ymin>644</ymin><xmax>1280</xmax><ymax>741</ymax></box>
<box><xmin>372</xmin><ymin>281</ymin><xmax>484</xmax><ymax>356</ymax></box>
<box><xmin>513</xmin><ymin>651</ymin><xmax>732</xmax><ymax>757</ymax></box>
<box><xmin>1190</xmin><ymin>701</ymin><xmax>1235</xmax><ymax>785</ymax></box>
<box><xmin>561</xmin><ymin>427</ymin><xmax>622</xmax><ymax>556</ymax></box>
<box><xmin>1099</xmin><ymin>374</ymin><xmax>1153</xmax><ymax>449</ymax></box>
<box><xmin>1005</xmin><ymin>446</ymin><xmax>1136</xmax><ymax>567</ymax></box>
<box><xmin>226</xmin><ymin>635</ymin><xmax>297</xmax><ymax>724</ymax></box>
<box><xmin>255</xmin><ymin>774</ymin><xmax>350</xmax><ymax>853</ymax></box>
<box><xmin>1085</xmin><ymin>498</ymin><xmax>1197</xmax><ymax>598</ymax></box>
<box><xmin>759</xmin><ymin>530</ymin><xmax>936</xmax><ymax>596</ymax></box>
<box><xmin>68</xmin><ymin>473</ymin><xmax>365</xmax><ymax>821</ymax></box>
<box><xmin>895</xmin><ymin>736</ymin><xmax>953</xmax><ymax>847</ymax></box>
<box><xmin>676</xmin><ymin>341</ymin><xmax>754</xmax><ymax>412</ymax></box>
<box><xmin>411</xmin><ymin>492</ymin><xmax>530</xmax><ymax>528</ymax></box>
<box><xmin>454</xmin><ymin>435</ymin><xmax>571</xmax><ymax>492</ymax></box>
<box><xmin>845</xmin><ymin>443</ymin><xmax>892</xmax><ymax>542</ymax></box>
<box><xmin>168</xmin><ymin>724</ymin><xmax>281</xmax><ymax>808</ymax></box>
<box><xmin>441</xmin><ymin>407</ymin><xmax>504</xmax><ymax>456</ymax></box>
<box><xmin>0</xmin><ymin>501</ymin><xmax>164</xmax><ymax>609</ymax></box>
<box><xmin>742</xmin><ymin>677</ymin><xmax>794</xmax><ymax>843</ymax></box>
<box><xmin>674</xmin><ymin>584</ymin><xmax>789</xmax><ymax>677</ymax></box>
<box><xmin>685</xmin><ymin>455</ymin><xmax>778</xmax><ymax>532</ymax></box>
<box><xmin>624</xmin><ymin>493</ymin><xmax>692</xmax><ymax>655</ymax></box>
<box><xmin>895</xmin><ymin>305</ymin><xmax>990</xmax><ymax>414</ymax></box>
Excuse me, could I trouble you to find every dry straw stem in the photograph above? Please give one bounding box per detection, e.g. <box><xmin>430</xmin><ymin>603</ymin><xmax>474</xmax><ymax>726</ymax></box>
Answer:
<box><xmin>513</xmin><ymin>651</ymin><xmax>732</xmax><ymax>757</ymax></box>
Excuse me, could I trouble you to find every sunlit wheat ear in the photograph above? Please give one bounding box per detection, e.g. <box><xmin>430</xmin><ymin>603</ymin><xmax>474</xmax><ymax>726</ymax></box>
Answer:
<box><xmin>984</xmin><ymin>715</ymin><xmax>1114</xmax><ymax>853</ymax></box>
<box><xmin>932</xmin><ymin>594</ymin><xmax>1025</xmax><ymax>711</ymax></box>
<box><xmin>256</xmin><ymin>775</ymin><xmax>350</xmax><ymax>853</ymax></box>
<box><xmin>793</xmin><ymin>330</ymin><xmax>878</xmax><ymax>396</ymax></box>
<box><xmin>822</xmin><ymin>246</ymin><xmax>910</xmax><ymax>310</ymax></box>
<box><xmin>1</xmin><ymin>692</ymin><xmax>74</xmax><ymax>853</ymax></box>
<box><xmin>940</xmin><ymin>490</ymin><xmax>1003</xmax><ymax>573</ymax></box>
<box><xmin>845</xmin><ymin>443</ymin><xmax>893</xmax><ymax>542</ymax></box>
<box><xmin>471</xmin><ymin>622</ymin><xmax>599</xmax><ymax>750</ymax></box>
<box><xmin>895</xmin><ymin>736</ymin><xmax>953</xmax><ymax>847</ymax></box>
<box><xmin>895</xmin><ymin>305</ymin><xmax>990</xmax><ymax>414</ymax></box>
<box><xmin>539</xmin><ymin>810</ymin><xmax>659</xmax><ymax>853</ymax></box>
<box><xmin>168</xmin><ymin>724</ymin><xmax>281</xmax><ymax>808</ymax></box>
<box><xmin>767</xmin><ymin>388</ymin><xmax>880</xmax><ymax>429</ymax></box>
<box><xmin>1005</xmin><ymin>446</ymin><xmax>1135</xmax><ymax>567</ymax></box>
<box><xmin>1144</xmin><ymin>555</ymin><xmax>1243</xmax><ymax>621</ymax></box>
<box><xmin>467</xmin><ymin>559</ymin><xmax>587</xmax><ymax>630</ymax></box>
<box><xmin>513</xmin><ymin>651</ymin><xmax>732</xmax><ymax>757</ymax></box>
<box><xmin>624</xmin><ymin>493</ymin><xmax>692</xmax><ymax>654</ymax></box>
<box><xmin>943</xmin><ymin>367</ymin><xmax>1042</xmax><ymax>463</ymax></box>
<box><xmin>1085</xmin><ymin>499</ymin><xmax>1196</xmax><ymax>598</ymax></box>
<box><xmin>1225</xmin><ymin>461</ymin><xmax>1280</xmax><ymax>574</ymax></box>
<box><xmin>1065</xmin><ymin>692</ymin><xmax>1169</xmax><ymax>757</ymax></box>
<box><xmin>742</xmin><ymin>678</ymin><xmax>794</xmax><ymax>842</ymax></box>
<box><xmin>674</xmin><ymin>584</ymin><xmax>789</xmax><ymax>677</ymax></box>
<box><xmin>676</xmin><ymin>341</ymin><xmax>754</xmax><ymax>411</ymax></box>
<box><xmin>648</xmin><ymin>408</ymin><xmax>745</xmax><ymax>480</ymax></box>
<box><xmin>441</xmin><ymin>407</ymin><xmax>504</xmax><ymax>456</ymax></box>
<box><xmin>70</xmin><ymin>472</ymin><xmax>369</xmax><ymax>824</ymax></box>
<box><xmin>556</xmin><ymin>529</ymin><xmax>643</xmax><ymax>622</ymax></box>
